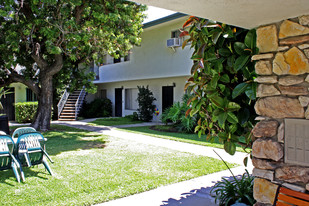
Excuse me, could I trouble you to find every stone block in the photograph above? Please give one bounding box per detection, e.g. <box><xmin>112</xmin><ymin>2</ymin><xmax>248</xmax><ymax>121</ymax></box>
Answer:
<box><xmin>299</xmin><ymin>96</ymin><xmax>309</xmax><ymax>107</ymax></box>
<box><xmin>304</xmin><ymin>49</ymin><xmax>309</xmax><ymax>59</ymax></box>
<box><xmin>279</xmin><ymin>20</ymin><xmax>309</xmax><ymax>39</ymax></box>
<box><xmin>278</xmin><ymin>85</ymin><xmax>309</xmax><ymax>96</ymax></box>
<box><xmin>257</xmin><ymin>84</ymin><xmax>281</xmax><ymax>97</ymax></box>
<box><xmin>280</xmin><ymin>35</ymin><xmax>309</xmax><ymax>45</ymax></box>
<box><xmin>253</xmin><ymin>168</ymin><xmax>274</xmax><ymax>181</ymax></box>
<box><xmin>273</xmin><ymin>47</ymin><xmax>309</xmax><ymax>75</ymax></box>
<box><xmin>252</xmin><ymin>158</ymin><xmax>281</xmax><ymax>170</ymax></box>
<box><xmin>252</xmin><ymin>120</ymin><xmax>278</xmax><ymax>138</ymax></box>
<box><xmin>278</xmin><ymin>75</ymin><xmax>304</xmax><ymax>86</ymax></box>
<box><xmin>305</xmin><ymin>107</ymin><xmax>309</xmax><ymax>119</ymax></box>
<box><xmin>255</xmin><ymin>60</ymin><xmax>273</xmax><ymax>75</ymax></box>
<box><xmin>299</xmin><ymin>15</ymin><xmax>309</xmax><ymax>26</ymax></box>
<box><xmin>257</xmin><ymin>25</ymin><xmax>278</xmax><ymax>53</ymax></box>
<box><xmin>253</xmin><ymin>178</ymin><xmax>278</xmax><ymax>205</ymax></box>
<box><xmin>306</xmin><ymin>183</ymin><xmax>309</xmax><ymax>191</ymax></box>
<box><xmin>278</xmin><ymin>46</ymin><xmax>289</xmax><ymax>51</ymax></box>
<box><xmin>255</xmin><ymin>96</ymin><xmax>305</xmax><ymax>119</ymax></box>
<box><xmin>277</xmin><ymin>122</ymin><xmax>284</xmax><ymax>143</ymax></box>
<box><xmin>276</xmin><ymin>166</ymin><xmax>309</xmax><ymax>184</ymax></box>
<box><xmin>255</xmin><ymin>76</ymin><xmax>277</xmax><ymax>84</ymax></box>
<box><xmin>252</xmin><ymin>139</ymin><xmax>283</xmax><ymax>161</ymax></box>
<box><xmin>282</xmin><ymin>183</ymin><xmax>306</xmax><ymax>192</ymax></box>
<box><xmin>306</xmin><ymin>75</ymin><xmax>309</xmax><ymax>83</ymax></box>
<box><xmin>298</xmin><ymin>43</ymin><xmax>309</xmax><ymax>50</ymax></box>
<box><xmin>252</xmin><ymin>54</ymin><xmax>274</xmax><ymax>61</ymax></box>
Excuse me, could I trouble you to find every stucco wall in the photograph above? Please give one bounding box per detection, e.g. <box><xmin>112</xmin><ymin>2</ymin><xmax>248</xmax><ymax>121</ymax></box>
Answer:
<box><xmin>95</xmin><ymin>16</ymin><xmax>193</xmax><ymax>83</ymax></box>
<box><xmin>10</xmin><ymin>82</ymin><xmax>27</xmax><ymax>103</ymax></box>
<box><xmin>89</xmin><ymin>76</ymin><xmax>189</xmax><ymax>118</ymax></box>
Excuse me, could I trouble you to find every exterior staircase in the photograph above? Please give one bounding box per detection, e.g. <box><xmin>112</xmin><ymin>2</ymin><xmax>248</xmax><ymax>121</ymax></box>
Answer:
<box><xmin>57</xmin><ymin>87</ymin><xmax>87</xmax><ymax>121</ymax></box>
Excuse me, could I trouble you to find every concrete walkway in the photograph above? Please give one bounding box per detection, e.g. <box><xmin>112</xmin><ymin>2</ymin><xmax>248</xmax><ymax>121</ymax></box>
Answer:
<box><xmin>11</xmin><ymin>119</ymin><xmax>253</xmax><ymax>205</ymax></box>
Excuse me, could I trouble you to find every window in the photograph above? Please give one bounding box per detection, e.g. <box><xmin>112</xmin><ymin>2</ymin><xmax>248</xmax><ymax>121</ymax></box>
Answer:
<box><xmin>125</xmin><ymin>88</ymin><xmax>138</xmax><ymax>110</ymax></box>
<box><xmin>171</xmin><ymin>30</ymin><xmax>181</xmax><ymax>38</ymax></box>
<box><xmin>100</xmin><ymin>89</ymin><xmax>107</xmax><ymax>99</ymax></box>
<box><xmin>26</xmin><ymin>88</ymin><xmax>37</xmax><ymax>102</ymax></box>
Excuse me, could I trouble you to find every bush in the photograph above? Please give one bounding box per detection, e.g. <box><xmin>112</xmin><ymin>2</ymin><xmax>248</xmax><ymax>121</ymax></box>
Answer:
<box><xmin>15</xmin><ymin>102</ymin><xmax>38</xmax><ymax>123</ymax></box>
<box><xmin>211</xmin><ymin>170</ymin><xmax>255</xmax><ymax>206</ymax></box>
<box><xmin>137</xmin><ymin>86</ymin><xmax>156</xmax><ymax>122</ymax></box>
<box><xmin>160</xmin><ymin>94</ymin><xmax>197</xmax><ymax>133</ymax></box>
<box><xmin>80</xmin><ymin>98</ymin><xmax>112</xmax><ymax>118</ymax></box>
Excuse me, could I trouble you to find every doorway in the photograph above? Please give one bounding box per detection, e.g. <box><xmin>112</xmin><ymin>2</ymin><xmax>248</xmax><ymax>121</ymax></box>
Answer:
<box><xmin>115</xmin><ymin>88</ymin><xmax>123</xmax><ymax>117</ymax></box>
<box><xmin>162</xmin><ymin>86</ymin><xmax>174</xmax><ymax>112</ymax></box>
<box><xmin>0</xmin><ymin>87</ymin><xmax>15</xmax><ymax>120</ymax></box>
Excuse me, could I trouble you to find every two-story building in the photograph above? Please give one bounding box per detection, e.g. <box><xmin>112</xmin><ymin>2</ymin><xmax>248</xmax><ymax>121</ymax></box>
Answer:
<box><xmin>87</xmin><ymin>13</ymin><xmax>193</xmax><ymax>119</ymax></box>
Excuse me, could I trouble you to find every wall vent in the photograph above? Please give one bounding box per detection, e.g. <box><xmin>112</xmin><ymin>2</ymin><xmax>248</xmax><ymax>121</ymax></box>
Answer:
<box><xmin>285</xmin><ymin>119</ymin><xmax>309</xmax><ymax>166</ymax></box>
<box><xmin>167</xmin><ymin>38</ymin><xmax>180</xmax><ymax>47</ymax></box>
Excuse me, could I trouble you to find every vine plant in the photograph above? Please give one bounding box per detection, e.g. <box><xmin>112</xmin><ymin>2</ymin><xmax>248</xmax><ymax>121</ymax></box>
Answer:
<box><xmin>181</xmin><ymin>17</ymin><xmax>258</xmax><ymax>156</ymax></box>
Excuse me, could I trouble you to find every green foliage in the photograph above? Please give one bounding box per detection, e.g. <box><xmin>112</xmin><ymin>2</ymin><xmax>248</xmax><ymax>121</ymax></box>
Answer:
<box><xmin>80</xmin><ymin>98</ymin><xmax>112</xmax><ymax>118</ymax></box>
<box><xmin>161</xmin><ymin>94</ymin><xmax>197</xmax><ymax>133</ymax></box>
<box><xmin>211</xmin><ymin>170</ymin><xmax>255</xmax><ymax>206</ymax></box>
<box><xmin>137</xmin><ymin>86</ymin><xmax>156</xmax><ymax>122</ymax></box>
<box><xmin>15</xmin><ymin>102</ymin><xmax>38</xmax><ymax>123</ymax></box>
<box><xmin>181</xmin><ymin>17</ymin><xmax>258</xmax><ymax>155</ymax></box>
<box><xmin>0</xmin><ymin>0</ymin><xmax>146</xmax><ymax>129</ymax></box>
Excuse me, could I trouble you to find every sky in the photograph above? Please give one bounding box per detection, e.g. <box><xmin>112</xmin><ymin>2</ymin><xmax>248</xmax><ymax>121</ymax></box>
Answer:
<box><xmin>143</xmin><ymin>6</ymin><xmax>176</xmax><ymax>23</ymax></box>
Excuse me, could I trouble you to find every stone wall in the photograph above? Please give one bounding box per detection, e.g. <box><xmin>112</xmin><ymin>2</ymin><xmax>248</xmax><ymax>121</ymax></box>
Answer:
<box><xmin>252</xmin><ymin>15</ymin><xmax>309</xmax><ymax>205</ymax></box>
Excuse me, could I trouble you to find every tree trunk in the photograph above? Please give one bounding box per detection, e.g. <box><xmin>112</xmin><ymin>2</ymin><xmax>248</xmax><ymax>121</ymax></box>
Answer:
<box><xmin>31</xmin><ymin>76</ymin><xmax>53</xmax><ymax>131</ymax></box>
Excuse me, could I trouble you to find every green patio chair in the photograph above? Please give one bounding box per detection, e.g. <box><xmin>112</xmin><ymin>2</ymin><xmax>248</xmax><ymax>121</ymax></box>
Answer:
<box><xmin>0</xmin><ymin>133</ymin><xmax>21</xmax><ymax>182</ymax></box>
<box><xmin>15</xmin><ymin>132</ymin><xmax>54</xmax><ymax>181</ymax></box>
<box><xmin>12</xmin><ymin>127</ymin><xmax>37</xmax><ymax>140</ymax></box>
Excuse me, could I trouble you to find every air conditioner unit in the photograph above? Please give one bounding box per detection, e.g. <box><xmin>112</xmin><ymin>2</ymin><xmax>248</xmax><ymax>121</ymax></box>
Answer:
<box><xmin>167</xmin><ymin>38</ymin><xmax>180</xmax><ymax>47</ymax></box>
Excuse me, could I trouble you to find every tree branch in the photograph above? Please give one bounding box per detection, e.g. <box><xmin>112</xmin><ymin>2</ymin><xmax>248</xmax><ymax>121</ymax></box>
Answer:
<box><xmin>75</xmin><ymin>0</ymin><xmax>86</xmax><ymax>24</ymax></box>
<box><xmin>47</xmin><ymin>54</ymin><xmax>63</xmax><ymax>76</ymax></box>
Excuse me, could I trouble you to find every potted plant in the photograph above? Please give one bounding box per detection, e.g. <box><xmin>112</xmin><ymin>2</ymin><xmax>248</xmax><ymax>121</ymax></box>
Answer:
<box><xmin>0</xmin><ymin>87</ymin><xmax>10</xmax><ymax>134</ymax></box>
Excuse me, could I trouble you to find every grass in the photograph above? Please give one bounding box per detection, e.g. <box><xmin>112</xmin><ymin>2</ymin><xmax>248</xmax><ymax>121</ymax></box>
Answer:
<box><xmin>119</xmin><ymin>125</ymin><xmax>247</xmax><ymax>153</ymax></box>
<box><xmin>1</xmin><ymin>124</ymin><xmax>235</xmax><ymax>206</ymax></box>
<box><xmin>88</xmin><ymin>116</ymin><xmax>143</xmax><ymax>126</ymax></box>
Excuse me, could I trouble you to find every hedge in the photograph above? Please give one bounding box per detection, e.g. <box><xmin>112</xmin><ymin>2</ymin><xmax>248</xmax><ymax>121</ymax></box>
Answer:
<box><xmin>15</xmin><ymin>102</ymin><xmax>38</xmax><ymax>123</ymax></box>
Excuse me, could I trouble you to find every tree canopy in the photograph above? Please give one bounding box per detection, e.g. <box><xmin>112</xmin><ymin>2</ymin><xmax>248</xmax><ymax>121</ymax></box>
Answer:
<box><xmin>0</xmin><ymin>0</ymin><xmax>146</xmax><ymax>130</ymax></box>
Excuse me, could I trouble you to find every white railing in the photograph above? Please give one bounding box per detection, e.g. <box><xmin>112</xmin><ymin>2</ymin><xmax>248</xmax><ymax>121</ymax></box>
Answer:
<box><xmin>75</xmin><ymin>86</ymin><xmax>86</xmax><ymax>120</ymax></box>
<box><xmin>57</xmin><ymin>89</ymin><xmax>69</xmax><ymax>119</ymax></box>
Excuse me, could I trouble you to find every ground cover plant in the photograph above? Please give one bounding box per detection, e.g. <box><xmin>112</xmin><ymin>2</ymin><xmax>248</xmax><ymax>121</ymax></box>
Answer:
<box><xmin>89</xmin><ymin>116</ymin><xmax>143</xmax><ymax>126</ymax></box>
<box><xmin>119</xmin><ymin>125</ymin><xmax>246</xmax><ymax>152</ymax></box>
<box><xmin>1</xmin><ymin>124</ymin><xmax>235</xmax><ymax>205</ymax></box>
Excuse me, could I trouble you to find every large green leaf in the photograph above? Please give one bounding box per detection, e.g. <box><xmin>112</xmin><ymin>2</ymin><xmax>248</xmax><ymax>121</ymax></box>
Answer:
<box><xmin>224</xmin><ymin>141</ymin><xmax>236</xmax><ymax>155</ymax></box>
<box><xmin>227</xmin><ymin>112</ymin><xmax>239</xmax><ymax>124</ymax></box>
<box><xmin>218</xmin><ymin>48</ymin><xmax>231</xmax><ymax>57</ymax></box>
<box><xmin>227</xmin><ymin>102</ymin><xmax>241</xmax><ymax>111</ymax></box>
<box><xmin>245</xmin><ymin>82</ymin><xmax>257</xmax><ymax>100</ymax></box>
<box><xmin>220</xmin><ymin>74</ymin><xmax>230</xmax><ymax>83</ymax></box>
<box><xmin>210</xmin><ymin>73</ymin><xmax>220</xmax><ymax>88</ymax></box>
<box><xmin>210</xmin><ymin>95</ymin><xmax>225</xmax><ymax>109</ymax></box>
<box><xmin>245</xmin><ymin>29</ymin><xmax>256</xmax><ymax>49</ymax></box>
<box><xmin>217</xmin><ymin>112</ymin><xmax>227</xmax><ymax>127</ymax></box>
<box><xmin>234</xmin><ymin>42</ymin><xmax>247</xmax><ymax>55</ymax></box>
<box><xmin>232</xmin><ymin>82</ymin><xmax>248</xmax><ymax>99</ymax></box>
<box><xmin>234</xmin><ymin>55</ymin><xmax>250</xmax><ymax>71</ymax></box>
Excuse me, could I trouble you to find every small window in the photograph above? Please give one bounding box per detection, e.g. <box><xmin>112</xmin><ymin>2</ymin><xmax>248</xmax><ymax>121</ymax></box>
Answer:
<box><xmin>100</xmin><ymin>89</ymin><xmax>107</xmax><ymax>99</ymax></box>
<box><xmin>124</xmin><ymin>54</ymin><xmax>130</xmax><ymax>62</ymax></box>
<box><xmin>26</xmin><ymin>88</ymin><xmax>37</xmax><ymax>102</ymax></box>
<box><xmin>113</xmin><ymin>57</ymin><xmax>121</xmax><ymax>64</ymax></box>
<box><xmin>171</xmin><ymin>30</ymin><xmax>181</xmax><ymax>38</ymax></box>
<box><xmin>125</xmin><ymin>88</ymin><xmax>138</xmax><ymax>110</ymax></box>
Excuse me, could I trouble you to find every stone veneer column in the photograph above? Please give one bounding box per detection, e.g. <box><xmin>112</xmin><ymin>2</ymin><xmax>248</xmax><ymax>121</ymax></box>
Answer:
<box><xmin>252</xmin><ymin>15</ymin><xmax>309</xmax><ymax>206</ymax></box>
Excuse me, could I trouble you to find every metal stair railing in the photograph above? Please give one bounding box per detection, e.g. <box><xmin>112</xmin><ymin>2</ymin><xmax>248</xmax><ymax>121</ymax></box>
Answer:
<box><xmin>75</xmin><ymin>86</ymin><xmax>86</xmax><ymax>120</ymax></box>
<box><xmin>57</xmin><ymin>89</ymin><xmax>69</xmax><ymax>119</ymax></box>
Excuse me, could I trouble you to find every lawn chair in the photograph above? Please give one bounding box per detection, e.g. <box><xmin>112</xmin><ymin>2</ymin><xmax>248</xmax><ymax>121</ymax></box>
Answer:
<box><xmin>12</xmin><ymin>127</ymin><xmax>37</xmax><ymax>140</ymax></box>
<box><xmin>15</xmin><ymin>132</ymin><xmax>54</xmax><ymax>181</ymax></box>
<box><xmin>0</xmin><ymin>133</ymin><xmax>21</xmax><ymax>182</ymax></box>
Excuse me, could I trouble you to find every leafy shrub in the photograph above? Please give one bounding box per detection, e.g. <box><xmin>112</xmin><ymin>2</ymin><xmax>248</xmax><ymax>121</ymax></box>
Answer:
<box><xmin>181</xmin><ymin>17</ymin><xmax>258</xmax><ymax>155</ymax></box>
<box><xmin>15</xmin><ymin>102</ymin><xmax>38</xmax><ymax>123</ymax></box>
<box><xmin>137</xmin><ymin>86</ymin><xmax>156</xmax><ymax>122</ymax></box>
<box><xmin>132</xmin><ymin>112</ymin><xmax>139</xmax><ymax>121</ymax></box>
<box><xmin>211</xmin><ymin>170</ymin><xmax>255</xmax><ymax>206</ymax></box>
<box><xmin>161</xmin><ymin>94</ymin><xmax>197</xmax><ymax>133</ymax></box>
<box><xmin>80</xmin><ymin>98</ymin><xmax>112</xmax><ymax>118</ymax></box>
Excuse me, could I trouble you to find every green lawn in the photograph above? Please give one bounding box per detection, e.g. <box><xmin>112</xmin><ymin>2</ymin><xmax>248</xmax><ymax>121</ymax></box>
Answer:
<box><xmin>119</xmin><ymin>125</ymin><xmax>247</xmax><ymax>152</ymax></box>
<box><xmin>88</xmin><ymin>116</ymin><xmax>143</xmax><ymax>126</ymax></box>
<box><xmin>1</xmin><ymin>125</ymin><xmax>235</xmax><ymax>206</ymax></box>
